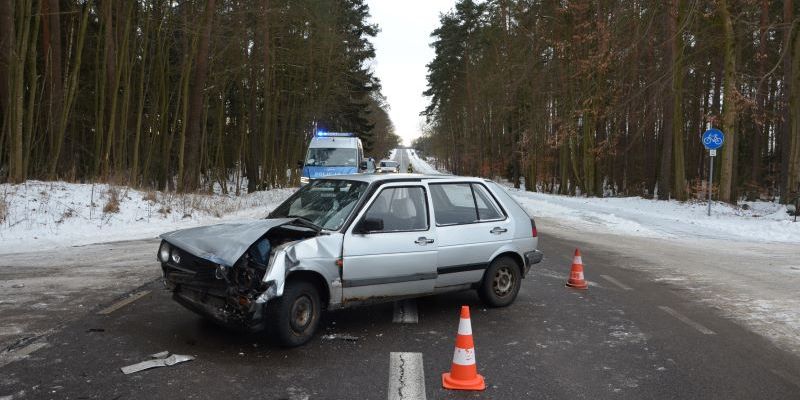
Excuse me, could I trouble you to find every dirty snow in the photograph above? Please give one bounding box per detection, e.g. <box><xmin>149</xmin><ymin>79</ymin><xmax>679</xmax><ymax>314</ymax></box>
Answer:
<box><xmin>409</xmin><ymin>152</ymin><xmax>800</xmax><ymax>357</ymax></box>
<box><xmin>0</xmin><ymin>181</ymin><xmax>295</xmax><ymax>255</ymax></box>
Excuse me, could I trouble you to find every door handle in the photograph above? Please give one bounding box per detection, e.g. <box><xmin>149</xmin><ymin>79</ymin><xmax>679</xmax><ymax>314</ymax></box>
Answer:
<box><xmin>490</xmin><ymin>227</ymin><xmax>508</xmax><ymax>234</ymax></box>
<box><xmin>415</xmin><ymin>237</ymin><xmax>435</xmax><ymax>245</ymax></box>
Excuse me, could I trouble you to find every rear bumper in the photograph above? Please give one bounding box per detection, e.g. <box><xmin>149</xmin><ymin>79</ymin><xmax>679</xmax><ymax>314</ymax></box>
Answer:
<box><xmin>523</xmin><ymin>250</ymin><xmax>544</xmax><ymax>276</ymax></box>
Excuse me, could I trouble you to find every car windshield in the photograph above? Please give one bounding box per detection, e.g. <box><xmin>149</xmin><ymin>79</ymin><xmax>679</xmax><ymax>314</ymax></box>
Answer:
<box><xmin>306</xmin><ymin>148</ymin><xmax>358</xmax><ymax>167</ymax></box>
<box><xmin>380</xmin><ymin>161</ymin><xmax>398</xmax><ymax>168</ymax></box>
<box><xmin>269</xmin><ymin>179</ymin><xmax>368</xmax><ymax>230</ymax></box>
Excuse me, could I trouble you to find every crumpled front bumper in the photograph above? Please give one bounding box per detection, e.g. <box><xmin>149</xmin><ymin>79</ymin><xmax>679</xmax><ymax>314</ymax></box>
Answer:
<box><xmin>523</xmin><ymin>250</ymin><xmax>544</xmax><ymax>276</ymax></box>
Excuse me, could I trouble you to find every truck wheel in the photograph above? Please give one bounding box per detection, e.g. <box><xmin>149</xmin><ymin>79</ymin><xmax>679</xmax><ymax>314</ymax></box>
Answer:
<box><xmin>478</xmin><ymin>256</ymin><xmax>521</xmax><ymax>307</ymax></box>
<box><xmin>267</xmin><ymin>280</ymin><xmax>321</xmax><ymax>347</ymax></box>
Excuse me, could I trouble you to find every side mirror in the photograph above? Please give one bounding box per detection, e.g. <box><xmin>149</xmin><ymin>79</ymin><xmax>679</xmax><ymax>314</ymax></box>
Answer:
<box><xmin>359</xmin><ymin>161</ymin><xmax>368</xmax><ymax>171</ymax></box>
<box><xmin>297</xmin><ymin>160</ymin><xmax>304</xmax><ymax>169</ymax></box>
<box><xmin>354</xmin><ymin>217</ymin><xmax>383</xmax><ymax>234</ymax></box>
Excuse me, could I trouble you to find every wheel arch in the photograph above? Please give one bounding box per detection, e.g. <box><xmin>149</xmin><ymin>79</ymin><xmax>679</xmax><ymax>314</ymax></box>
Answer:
<box><xmin>490</xmin><ymin>251</ymin><xmax>525</xmax><ymax>278</ymax></box>
<box><xmin>285</xmin><ymin>270</ymin><xmax>330</xmax><ymax>309</ymax></box>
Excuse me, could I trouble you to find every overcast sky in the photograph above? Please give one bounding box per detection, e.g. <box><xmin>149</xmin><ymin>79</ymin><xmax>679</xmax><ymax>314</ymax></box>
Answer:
<box><xmin>366</xmin><ymin>0</ymin><xmax>456</xmax><ymax>146</ymax></box>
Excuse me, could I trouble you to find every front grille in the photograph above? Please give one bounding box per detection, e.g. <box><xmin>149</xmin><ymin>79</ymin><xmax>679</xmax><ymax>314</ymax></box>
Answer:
<box><xmin>163</xmin><ymin>246</ymin><xmax>219</xmax><ymax>282</ymax></box>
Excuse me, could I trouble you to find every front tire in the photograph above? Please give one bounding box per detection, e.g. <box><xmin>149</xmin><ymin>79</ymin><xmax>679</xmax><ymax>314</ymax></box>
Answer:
<box><xmin>478</xmin><ymin>256</ymin><xmax>522</xmax><ymax>307</ymax></box>
<box><xmin>267</xmin><ymin>280</ymin><xmax>321</xmax><ymax>347</ymax></box>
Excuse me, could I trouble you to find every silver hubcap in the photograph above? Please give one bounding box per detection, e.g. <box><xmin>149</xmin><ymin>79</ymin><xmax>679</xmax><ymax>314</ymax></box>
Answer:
<box><xmin>493</xmin><ymin>267</ymin><xmax>514</xmax><ymax>297</ymax></box>
<box><xmin>290</xmin><ymin>295</ymin><xmax>313</xmax><ymax>332</ymax></box>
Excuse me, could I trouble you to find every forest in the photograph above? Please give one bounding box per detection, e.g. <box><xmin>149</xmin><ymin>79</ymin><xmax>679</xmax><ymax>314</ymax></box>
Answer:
<box><xmin>0</xmin><ymin>0</ymin><xmax>400</xmax><ymax>193</ymax></box>
<box><xmin>419</xmin><ymin>0</ymin><xmax>800</xmax><ymax>203</ymax></box>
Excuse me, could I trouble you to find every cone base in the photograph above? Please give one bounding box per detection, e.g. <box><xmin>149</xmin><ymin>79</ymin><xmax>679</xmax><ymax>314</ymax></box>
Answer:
<box><xmin>442</xmin><ymin>372</ymin><xmax>486</xmax><ymax>391</ymax></box>
<box><xmin>566</xmin><ymin>281</ymin><xmax>588</xmax><ymax>290</ymax></box>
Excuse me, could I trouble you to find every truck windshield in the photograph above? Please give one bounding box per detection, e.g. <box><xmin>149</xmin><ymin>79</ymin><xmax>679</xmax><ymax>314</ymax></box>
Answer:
<box><xmin>269</xmin><ymin>179</ymin><xmax>368</xmax><ymax>230</ymax></box>
<box><xmin>306</xmin><ymin>148</ymin><xmax>358</xmax><ymax>167</ymax></box>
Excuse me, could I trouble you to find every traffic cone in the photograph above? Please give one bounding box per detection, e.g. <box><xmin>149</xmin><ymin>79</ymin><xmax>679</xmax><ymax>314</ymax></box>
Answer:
<box><xmin>565</xmin><ymin>248</ymin><xmax>588</xmax><ymax>290</ymax></box>
<box><xmin>442</xmin><ymin>305</ymin><xmax>485</xmax><ymax>391</ymax></box>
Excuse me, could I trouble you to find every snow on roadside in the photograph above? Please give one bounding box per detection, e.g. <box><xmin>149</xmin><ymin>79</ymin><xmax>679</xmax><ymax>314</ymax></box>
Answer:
<box><xmin>507</xmin><ymin>189</ymin><xmax>800</xmax><ymax>243</ymax></box>
<box><xmin>405</xmin><ymin>149</ymin><xmax>442</xmax><ymax>175</ymax></box>
<box><xmin>0</xmin><ymin>181</ymin><xmax>295</xmax><ymax>254</ymax></box>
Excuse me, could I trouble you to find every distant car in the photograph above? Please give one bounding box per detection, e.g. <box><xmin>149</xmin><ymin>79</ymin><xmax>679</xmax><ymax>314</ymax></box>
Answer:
<box><xmin>377</xmin><ymin>160</ymin><xmax>399</xmax><ymax>173</ymax></box>
<box><xmin>157</xmin><ymin>174</ymin><xmax>542</xmax><ymax>346</ymax></box>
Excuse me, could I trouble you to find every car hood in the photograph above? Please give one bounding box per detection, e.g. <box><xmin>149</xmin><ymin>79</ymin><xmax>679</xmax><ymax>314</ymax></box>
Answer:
<box><xmin>159</xmin><ymin>218</ymin><xmax>295</xmax><ymax>267</ymax></box>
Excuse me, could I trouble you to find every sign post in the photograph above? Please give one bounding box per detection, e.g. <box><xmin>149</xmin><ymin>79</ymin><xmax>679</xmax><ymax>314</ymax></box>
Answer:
<box><xmin>702</xmin><ymin>128</ymin><xmax>725</xmax><ymax>216</ymax></box>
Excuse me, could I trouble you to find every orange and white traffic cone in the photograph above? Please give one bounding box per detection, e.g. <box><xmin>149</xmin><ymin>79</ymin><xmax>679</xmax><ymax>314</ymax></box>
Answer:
<box><xmin>565</xmin><ymin>248</ymin><xmax>588</xmax><ymax>290</ymax></box>
<box><xmin>442</xmin><ymin>305</ymin><xmax>485</xmax><ymax>391</ymax></box>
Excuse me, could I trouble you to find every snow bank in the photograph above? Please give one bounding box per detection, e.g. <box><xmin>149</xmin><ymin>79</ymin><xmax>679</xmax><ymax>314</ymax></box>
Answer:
<box><xmin>0</xmin><ymin>181</ymin><xmax>295</xmax><ymax>254</ymax></box>
<box><xmin>507</xmin><ymin>189</ymin><xmax>800</xmax><ymax>243</ymax></box>
<box><xmin>406</xmin><ymin>149</ymin><xmax>441</xmax><ymax>175</ymax></box>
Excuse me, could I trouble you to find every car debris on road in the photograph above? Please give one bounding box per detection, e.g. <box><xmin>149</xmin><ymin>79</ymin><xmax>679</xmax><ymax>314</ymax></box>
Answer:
<box><xmin>120</xmin><ymin>351</ymin><xmax>194</xmax><ymax>375</ymax></box>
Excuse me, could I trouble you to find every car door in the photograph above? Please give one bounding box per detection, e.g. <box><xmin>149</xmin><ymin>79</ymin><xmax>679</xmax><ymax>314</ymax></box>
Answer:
<box><xmin>342</xmin><ymin>183</ymin><xmax>437</xmax><ymax>302</ymax></box>
<box><xmin>429</xmin><ymin>182</ymin><xmax>512</xmax><ymax>288</ymax></box>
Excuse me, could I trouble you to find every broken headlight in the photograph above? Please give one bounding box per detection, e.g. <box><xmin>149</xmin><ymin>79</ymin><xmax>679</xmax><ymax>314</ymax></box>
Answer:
<box><xmin>171</xmin><ymin>249</ymin><xmax>182</xmax><ymax>264</ymax></box>
<box><xmin>158</xmin><ymin>241</ymin><xmax>171</xmax><ymax>262</ymax></box>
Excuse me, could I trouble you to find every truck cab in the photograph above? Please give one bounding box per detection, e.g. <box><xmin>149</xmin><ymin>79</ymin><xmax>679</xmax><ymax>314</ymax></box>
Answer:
<box><xmin>300</xmin><ymin>132</ymin><xmax>365</xmax><ymax>185</ymax></box>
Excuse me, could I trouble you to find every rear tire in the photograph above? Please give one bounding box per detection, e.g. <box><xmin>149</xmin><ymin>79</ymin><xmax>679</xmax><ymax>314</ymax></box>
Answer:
<box><xmin>267</xmin><ymin>280</ymin><xmax>321</xmax><ymax>347</ymax></box>
<box><xmin>478</xmin><ymin>256</ymin><xmax>521</xmax><ymax>307</ymax></box>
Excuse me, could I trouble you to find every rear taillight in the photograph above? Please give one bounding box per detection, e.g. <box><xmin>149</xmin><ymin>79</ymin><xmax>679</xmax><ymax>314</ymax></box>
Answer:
<box><xmin>531</xmin><ymin>219</ymin><xmax>538</xmax><ymax>237</ymax></box>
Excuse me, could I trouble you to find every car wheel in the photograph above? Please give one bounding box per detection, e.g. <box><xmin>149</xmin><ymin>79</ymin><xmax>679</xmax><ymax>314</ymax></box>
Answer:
<box><xmin>267</xmin><ymin>280</ymin><xmax>321</xmax><ymax>347</ymax></box>
<box><xmin>478</xmin><ymin>256</ymin><xmax>521</xmax><ymax>307</ymax></box>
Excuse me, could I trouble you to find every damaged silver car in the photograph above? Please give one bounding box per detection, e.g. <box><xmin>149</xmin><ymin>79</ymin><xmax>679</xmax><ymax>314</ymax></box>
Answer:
<box><xmin>157</xmin><ymin>174</ymin><xmax>543</xmax><ymax>346</ymax></box>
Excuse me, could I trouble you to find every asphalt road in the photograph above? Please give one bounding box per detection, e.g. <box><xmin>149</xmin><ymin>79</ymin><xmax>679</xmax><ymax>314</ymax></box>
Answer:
<box><xmin>1</xmin><ymin>232</ymin><xmax>799</xmax><ymax>399</ymax></box>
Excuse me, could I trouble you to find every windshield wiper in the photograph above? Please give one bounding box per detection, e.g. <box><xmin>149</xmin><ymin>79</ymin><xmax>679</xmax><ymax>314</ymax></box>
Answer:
<box><xmin>286</xmin><ymin>215</ymin><xmax>323</xmax><ymax>232</ymax></box>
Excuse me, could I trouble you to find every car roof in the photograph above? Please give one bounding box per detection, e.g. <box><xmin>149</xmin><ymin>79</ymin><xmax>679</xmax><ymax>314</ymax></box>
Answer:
<box><xmin>308</xmin><ymin>137</ymin><xmax>359</xmax><ymax>148</ymax></box>
<box><xmin>315</xmin><ymin>173</ymin><xmax>486</xmax><ymax>184</ymax></box>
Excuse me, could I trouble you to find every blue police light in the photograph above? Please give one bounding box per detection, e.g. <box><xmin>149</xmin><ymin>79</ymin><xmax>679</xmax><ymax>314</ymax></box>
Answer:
<box><xmin>315</xmin><ymin>131</ymin><xmax>356</xmax><ymax>138</ymax></box>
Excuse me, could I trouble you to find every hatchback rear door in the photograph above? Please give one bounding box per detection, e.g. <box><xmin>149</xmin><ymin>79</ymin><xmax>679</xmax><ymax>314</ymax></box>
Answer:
<box><xmin>429</xmin><ymin>182</ymin><xmax>512</xmax><ymax>288</ymax></box>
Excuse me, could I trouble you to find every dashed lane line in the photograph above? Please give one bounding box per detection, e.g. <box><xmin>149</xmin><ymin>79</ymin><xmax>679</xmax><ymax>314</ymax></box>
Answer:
<box><xmin>600</xmin><ymin>274</ymin><xmax>633</xmax><ymax>291</ymax></box>
<box><xmin>97</xmin><ymin>290</ymin><xmax>151</xmax><ymax>315</ymax></box>
<box><xmin>0</xmin><ymin>341</ymin><xmax>48</xmax><ymax>369</ymax></box>
<box><xmin>658</xmin><ymin>306</ymin><xmax>715</xmax><ymax>335</ymax></box>
<box><xmin>388</xmin><ymin>352</ymin><xmax>426</xmax><ymax>400</ymax></box>
<box><xmin>393</xmin><ymin>299</ymin><xmax>419</xmax><ymax>323</ymax></box>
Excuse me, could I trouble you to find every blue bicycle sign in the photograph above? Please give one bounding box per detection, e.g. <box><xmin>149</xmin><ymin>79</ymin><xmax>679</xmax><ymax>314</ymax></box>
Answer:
<box><xmin>702</xmin><ymin>129</ymin><xmax>724</xmax><ymax>150</ymax></box>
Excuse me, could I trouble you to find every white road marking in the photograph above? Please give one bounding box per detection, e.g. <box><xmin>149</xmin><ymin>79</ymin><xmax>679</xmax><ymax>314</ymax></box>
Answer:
<box><xmin>601</xmin><ymin>274</ymin><xmax>633</xmax><ymax>291</ymax></box>
<box><xmin>97</xmin><ymin>290</ymin><xmax>151</xmax><ymax>315</ymax></box>
<box><xmin>658</xmin><ymin>306</ymin><xmax>715</xmax><ymax>335</ymax></box>
<box><xmin>771</xmin><ymin>369</ymin><xmax>800</xmax><ymax>390</ymax></box>
<box><xmin>0</xmin><ymin>341</ymin><xmax>47</xmax><ymax>368</ymax></box>
<box><xmin>388</xmin><ymin>352</ymin><xmax>426</xmax><ymax>400</ymax></box>
<box><xmin>392</xmin><ymin>300</ymin><xmax>418</xmax><ymax>323</ymax></box>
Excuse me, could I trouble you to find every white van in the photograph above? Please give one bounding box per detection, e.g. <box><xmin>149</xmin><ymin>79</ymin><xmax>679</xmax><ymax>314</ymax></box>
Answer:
<box><xmin>299</xmin><ymin>132</ymin><xmax>365</xmax><ymax>185</ymax></box>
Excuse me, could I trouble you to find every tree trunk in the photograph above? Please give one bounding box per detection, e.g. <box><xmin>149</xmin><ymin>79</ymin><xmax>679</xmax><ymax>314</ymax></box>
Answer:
<box><xmin>672</xmin><ymin>0</ymin><xmax>687</xmax><ymax>201</ymax></box>
<box><xmin>718</xmin><ymin>0</ymin><xmax>737</xmax><ymax>203</ymax></box>
<box><xmin>659</xmin><ymin>1</ymin><xmax>676</xmax><ymax>200</ymax></box>
<box><xmin>781</xmin><ymin>0</ymin><xmax>794</xmax><ymax>201</ymax></box>
<box><xmin>0</xmin><ymin>0</ymin><xmax>12</xmax><ymax>122</ymax></box>
<box><xmin>182</xmin><ymin>0</ymin><xmax>216</xmax><ymax>192</ymax></box>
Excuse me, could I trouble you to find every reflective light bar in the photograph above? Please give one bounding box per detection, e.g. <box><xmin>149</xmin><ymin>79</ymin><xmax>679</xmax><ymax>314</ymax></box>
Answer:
<box><xmin>315</xmin><ymin>131</ymin><xmax>356</xmax><ymax>137</ymax></box>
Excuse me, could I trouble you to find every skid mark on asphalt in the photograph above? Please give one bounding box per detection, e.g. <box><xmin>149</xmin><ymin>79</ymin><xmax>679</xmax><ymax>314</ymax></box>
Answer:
<box><xmin>388</xmin><ymin>352</ymin><xmax>426</xmax><ymax>400</ymax></box>
<box><xmin>601</xmin><ymin>274</ymin><xmax>633</xmax><ymax>291</ymax></box>
<box><xmin>0</xmin><ymin>341</ymin><xmax>47</xmax><ymax>369</ymax></box>
<box><xmin>393</xmin><ymin>300</ymin><xmax>418</xmax><ymax>323</ymax></box>
<box><xmin>97</xmin><ymin>290</ymin><xmax>150</xmax><ymax>315</ymax></box>
<box><xmin>658</xmin><ymin>306</ymin><xmax>715</xmax><ymax>335</ymax></box>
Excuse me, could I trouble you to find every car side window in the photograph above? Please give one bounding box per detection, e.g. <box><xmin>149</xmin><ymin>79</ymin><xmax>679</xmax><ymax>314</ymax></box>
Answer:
<box><xmin>430</xmin><ymin>183</ymin><xmax>478</xmax><ymax>225</ymax></box>
<box><xmin>430</xmin><ymin>183</ymin><xmax>505</xmax><ymax>225</ymax></box>
<box><xmin>473</xmin><ymin>184</ymin><xmax>504</xmax><ymax>220</ymax></box>
<box><xmin>362</xmin><ymin>187</ymin><xmax>428</xmax><ymax>232</ymax></box>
